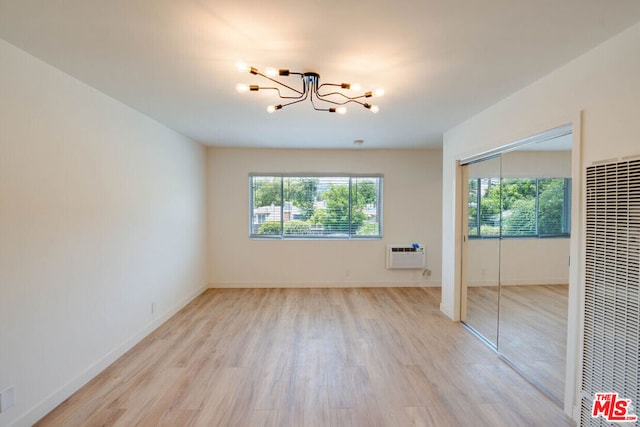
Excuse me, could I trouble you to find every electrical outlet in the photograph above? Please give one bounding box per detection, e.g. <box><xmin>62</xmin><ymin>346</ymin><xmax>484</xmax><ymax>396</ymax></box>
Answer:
<box><xmin>0</xmin><ymin>385</ymin><xmax>16</xmax><ymax>413</ymax></box>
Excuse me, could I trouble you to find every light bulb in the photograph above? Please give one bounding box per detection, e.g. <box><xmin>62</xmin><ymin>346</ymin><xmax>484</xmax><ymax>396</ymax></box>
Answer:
<box><xmin>236</xmin><ymin>61</ymin><xmax>249</xmax><ymax>73</ymax></box>
<box><xmin>337</xmin><ymin>107</ymin><xmax>347</xmax><ymax>115</ymax></box>
<box><xmin>267</xmin><ymin>104</ymin><xmax>283</xmax><ymax>113</ymax></box>
<box><xmin>374</xmin><ymin>88</ymin><xmax>385</xmax><ymax>97</ymax></box>
<box><xmin>370</xmin><ymin>105</ymin><xmax>380</xmax><ymax>114</ymax></box>
<box><xmin>236</xmin><ymin>83</ymin><xmax>249</xmax><ymax>93</ymax></box>
<box><xmin>351</xmin><ymin>83</ymin><xmax>361</xmax><ymax>92</ymax></box>
<box><xmin>265</xmin><ymin>67</ymin><xmax>278</xmax><ymax>77</ymax></box>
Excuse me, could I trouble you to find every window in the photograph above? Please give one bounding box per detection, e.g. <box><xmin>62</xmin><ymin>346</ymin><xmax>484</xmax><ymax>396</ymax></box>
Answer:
<box><xmin>250</xmin><ymin>174</ymin><xmax>383</xmax><ymax>239</ymax></box>
<box><xmin>468</xmin><ymin>177</ymin><xmax>571</xmax><ymax>238</ymax></box>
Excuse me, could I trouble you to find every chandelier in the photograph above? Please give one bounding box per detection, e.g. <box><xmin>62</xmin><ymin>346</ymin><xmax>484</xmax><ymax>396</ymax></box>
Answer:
<box><xmin>236</xmin><ymin>62</ymin><xmax>384</xmax><ymax>114</ymax></box>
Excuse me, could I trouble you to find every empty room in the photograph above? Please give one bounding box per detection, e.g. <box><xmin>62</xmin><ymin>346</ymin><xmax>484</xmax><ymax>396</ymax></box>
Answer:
<box><xmin>1</xmin><ymin>1</ymin><xmax>640</xmax><ymax>426</ymax></box>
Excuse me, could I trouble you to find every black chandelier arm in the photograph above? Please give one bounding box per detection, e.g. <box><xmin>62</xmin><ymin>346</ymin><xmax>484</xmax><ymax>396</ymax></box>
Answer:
<box><xmin>255</xmin><ymin>71</ymin><xmax>305</xmax><ymax>96</ymax></box>
<box><xmin>279</xmin><ymin>97</ymin><xmax>309</xmax><ymax>110</ymax></box>
<box><xmin>278</xmin><ymin>89</ymin><xmax>311</xmax><ymax>108</ymax></box>
<box><xmin>309</xmin><ymin>96</ymin><xmax>337</xmax><ymax>112</ymax></box>
<box><xmin>257</xmin><ymin>86</ymin><xmax>306</xmax><ymax>100</ymax></box>
<box><xmin>314</xmin><ymin>94</ymin><xmax>377</xmax><ymax>113</ymax></box>
<box><xmin>316</xmin><ymin>91</ymin><xmax>367</xmax><ymax>102</ymax></box>
<box><xmin>316</xmin><ymin>84</ymin><xmax>370</xmax><ymax>102</ymax></box>
<box><xmin>312</xmin><ymin>85</ymin><xmax>365</xmax><ymax>106</ymax></box>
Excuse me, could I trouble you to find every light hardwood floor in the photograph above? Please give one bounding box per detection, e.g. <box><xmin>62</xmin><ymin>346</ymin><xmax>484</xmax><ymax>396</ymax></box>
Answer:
<box><xmin>36</xmin><ymin>288</ymin><xmax>575</xmax><ymax>427</ymax></box>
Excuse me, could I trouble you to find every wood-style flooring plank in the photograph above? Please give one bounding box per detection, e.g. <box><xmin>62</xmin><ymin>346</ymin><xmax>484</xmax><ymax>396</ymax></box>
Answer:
<box><xmin>35</xmin><ymin>288</ymin><xmax>574</xmax><ymax>427</ymax></box>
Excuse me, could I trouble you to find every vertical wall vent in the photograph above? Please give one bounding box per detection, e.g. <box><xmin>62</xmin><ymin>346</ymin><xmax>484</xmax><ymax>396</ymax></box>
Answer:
<box><xmin>581</xmin><ymin>159</ymin><xmax>640</xmax><ymax>425</ymax></box>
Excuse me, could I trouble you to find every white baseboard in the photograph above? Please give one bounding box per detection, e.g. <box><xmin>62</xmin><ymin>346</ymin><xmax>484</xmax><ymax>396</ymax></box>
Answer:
<box><xmin>209</xmin><ymin>281</ymin><xmax>442</xmax><ymax>288</ymax></box>
<box><xmin>14</xmin><ymin>284</ymin><xmax>207</xmax><ymax>427</ymax></box>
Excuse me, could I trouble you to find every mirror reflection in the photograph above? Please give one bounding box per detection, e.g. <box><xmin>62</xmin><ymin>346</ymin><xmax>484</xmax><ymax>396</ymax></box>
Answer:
<box><xmin>463</xmin><ymin>156</ymin><xmax>501</xmax><ymax>347</ymax></box>
<box><xmin>461</xmin><ymin>132</ymin><xmax>572</xmax><ymax>405</ymax></box>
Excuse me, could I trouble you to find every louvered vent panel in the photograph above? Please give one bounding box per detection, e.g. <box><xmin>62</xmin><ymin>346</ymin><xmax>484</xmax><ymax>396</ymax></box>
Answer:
<box><xmin>581</xmin><ymin>159</ymin><xmax>640</xmax><ymax>426</ymax></box>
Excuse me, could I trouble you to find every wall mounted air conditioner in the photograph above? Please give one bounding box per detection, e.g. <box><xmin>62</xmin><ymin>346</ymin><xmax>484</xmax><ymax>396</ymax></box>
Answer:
<box><xmin>386</xmin><ymin>244</ymin><xmax>426</xmax><ymax>269</ymax></box>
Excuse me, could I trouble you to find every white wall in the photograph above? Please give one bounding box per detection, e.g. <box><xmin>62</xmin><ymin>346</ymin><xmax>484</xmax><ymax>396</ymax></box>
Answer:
<box><xmin>441</xmin><ymin>21</ymin><xmax>640</xmax><ymax>417</ymax></box>
<box><xmin>467</xmin><ymin>239</ymin><xmax>570</xmax><ymax>286</ymax></box>
<box><xmin>208</xmin><ymin>147</ymin><xmax>442</xmax><ymax>288</ymax></box>
<box><xmin>0</xmin><ymin>39</ymin><xmax>208</xmax><ymax>426</ymax></box>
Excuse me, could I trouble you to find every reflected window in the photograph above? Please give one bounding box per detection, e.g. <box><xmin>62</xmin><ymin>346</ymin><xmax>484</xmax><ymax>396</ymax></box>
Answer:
<box><xmin>468</xmin><ymin>177</ymin><xmax>571</xmax><ymax>238</ymax></box>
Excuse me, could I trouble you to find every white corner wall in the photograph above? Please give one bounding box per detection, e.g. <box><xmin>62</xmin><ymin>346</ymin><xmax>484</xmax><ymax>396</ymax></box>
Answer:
<box><xmin>441</xmin><ymin>21</ymin><xmax>640</xmax><ymax>418</ymax></box>
<box><xmin>0</xmin><ymin>39</ymin><xmax>208</xmax><ymax>427</ymax></box>
<box><xmin>208</xmin><ymin>147</ymin><xmax>442</xmax><ymax>288</ymax></box>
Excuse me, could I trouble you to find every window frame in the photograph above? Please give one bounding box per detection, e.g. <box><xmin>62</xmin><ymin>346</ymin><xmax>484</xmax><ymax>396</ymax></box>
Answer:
<box><xmin>249</xmin><ymin>173</ymin><xmax>383</xmax><ymax>240</ymax></box>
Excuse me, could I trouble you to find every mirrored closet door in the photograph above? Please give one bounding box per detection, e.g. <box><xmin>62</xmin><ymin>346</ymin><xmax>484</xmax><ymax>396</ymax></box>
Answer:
<box><xmin>460</xmin><ymin>131</ymin><xmax>572</xmax><ymax>406</ymax></box>
<box><xmin>461</xmin><ymin>155</ymin><xmax>501</xmax><ymax>348</ymax></box>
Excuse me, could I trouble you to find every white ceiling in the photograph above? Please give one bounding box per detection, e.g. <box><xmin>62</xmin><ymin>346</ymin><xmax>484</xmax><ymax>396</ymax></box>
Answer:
<box><xmin>1</xmin><ymin>1</ymin><xmax>640</xmax><ymax>149</ymax></box>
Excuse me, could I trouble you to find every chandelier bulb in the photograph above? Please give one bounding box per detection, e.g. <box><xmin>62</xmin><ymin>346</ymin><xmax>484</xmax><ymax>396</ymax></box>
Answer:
<box><xmin>351</xmin><ymin>83</ymin><xmax>361</xmax><ymax>91</ymax></box>
<box><xmin>236</xmin><ymin>61</ymin><xmax>249</xmax><ymax>73</ymax></box>
<box><xmin>236</xmin><ymin>83</ymin><xmax>249</xmax><ymax>93</ymax></box>
<box><xmin>374</xmin><ymin>88</ymin><xmax>385</xmax><ymax>97</ymax></box>
<box><xmin>337</xmin><ymin>107</ymin><xmax>347</xmax><ymax>115</ymax></box>
<box><xmin>267</xmin><ymin>104</ymin><xmax>283</xmax><ymax>113</ymax></box>
<box><xmin>265</xmin><ymin>67</ymin><xmax>278</xmax><ymax>77</ymax></box>
<box><xmin>364</xmin><ymin>103</ymin><xmax>379</xmax><ymax>113</ymax></box>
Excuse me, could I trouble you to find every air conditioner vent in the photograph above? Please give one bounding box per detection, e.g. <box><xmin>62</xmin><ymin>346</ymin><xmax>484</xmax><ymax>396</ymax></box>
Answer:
<box><xmin>386</xmin><ymin>244</ymin><xmax>425</xmax><ymax>269</ymax></box>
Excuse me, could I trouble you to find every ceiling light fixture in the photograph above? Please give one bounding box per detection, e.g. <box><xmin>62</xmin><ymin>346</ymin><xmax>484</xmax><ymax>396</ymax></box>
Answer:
<box><xmin>236</xmin><ymin>62</ymin><xmax>383</xmax><ymax>114</ymax></box>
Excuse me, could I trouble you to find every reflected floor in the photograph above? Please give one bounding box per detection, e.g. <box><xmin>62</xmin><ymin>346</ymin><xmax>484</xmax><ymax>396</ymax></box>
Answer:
<box><xmin>466</xmin><ymin>285</ymin><xmax>568</xmax><ymax>405</ymax></box>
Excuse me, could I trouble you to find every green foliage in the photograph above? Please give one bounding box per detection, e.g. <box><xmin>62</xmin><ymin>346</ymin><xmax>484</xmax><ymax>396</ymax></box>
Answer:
<box><xmin>501</xmin><ymin>179</ymin><xmax>536</xmax><ymax>235</ymax></box>
<box><xmin>480</xmin><ymin>224</ymin><xmax>500</xmax><ymax>236</ymax></box>
<box><xmin>469</xmin><ymin>177</ymin><xmax>570</xmax><ymax>237</ymax></box>
<box><xmin>353</xmin><ymin>180</ymin><xmax>377</xmax><ymax>206</ymax></box>
<box><xmin>308</xmin><ymin>209</ymin><xmax>327</xmax><ymax>226</ymax></box>
<box><xmin>501</xmin><ymin>179</ymin><xmax>536</xmax><ymax>210</ymax></box>
<box><xmin>257</xmin><ymin>221</ymin><xmax>281</xmax><ymax>235</ymax></box>
<box><xmin>538</xmin><ymin>179</ymin><xmax>566</xmax><ymax>234</ymax></box>
<box><xmin>314</xmin><ymin>184</ymin><xmax>368</xmax><ymax>234</ymax></box>
<box><xmin>253</xmin><ymin>178</ymin><xmax>281</xmax><ymax>208</ymax></box>
<box><xmin>283</xmin><ymin>220</ymin><xmax>310</xmax><ymax>235</ymax></box>
<box><xmin>502</xmin><ymin>198</ymin><xmax>536</xmax><ymax>235</ymax></box>
<box><xmin>478</xmin><ymin>178</ymin><xmax>501</xmax><ymax>232</ymax></box>
<box><xmin>357</xmin><ymin>221</ymin><xmax>379</xmax><ymax>235</ymax></box>
<box><xmin>468</xmin><ymin>179</ymin><xmax>479</xmax><ymax>235</ymax></box>
<box><xmin>322</xmin><ymin>184</ymin><xmax>351</xmax><ymax>233</ymax></box>
<box><xmin>285</xmin><ymin>178</ymin><xmax>318</xmax><ymax>220</ymax></box>
<box><xmin>257</xmin><ymin>220</ymin><xmax>312</xmax><ymax>236</ymax></box>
